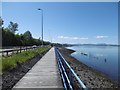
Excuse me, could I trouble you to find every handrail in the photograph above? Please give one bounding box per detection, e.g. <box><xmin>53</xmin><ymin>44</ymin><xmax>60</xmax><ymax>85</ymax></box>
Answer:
<box><xmin>57</xmin><ymin>60</ymin><xmax>67</xmax><ymax>89</ymax></box>
<box><xmin>55</xmin><ymin>47</ymin><xmax>88</xmax><ymax>90</ymax></box>
<box><xmin>56</xmin><ymin>49</ymin><xmax>73</xmax><ymax>90</ymax></box>
<box><xmin>59</xmin><ymin>56</ymin><xmax>73</xmax><ymax>90</ymax></box>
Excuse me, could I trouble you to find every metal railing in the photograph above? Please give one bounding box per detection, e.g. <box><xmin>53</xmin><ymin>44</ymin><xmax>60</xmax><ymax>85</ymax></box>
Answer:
<box><xmin>1</xmin><ymin>45</ymin><xmax>51</xmax><ymax>57</ymax></box>
<box><xmin>55</xmin><ymin>47</ymin><xmax>88</xmax><ymax>90</ymax></box>
<box><xmin>0</xmin><ymin>46</ymin><xmax>39</xmax><ymax>57</ymax></box>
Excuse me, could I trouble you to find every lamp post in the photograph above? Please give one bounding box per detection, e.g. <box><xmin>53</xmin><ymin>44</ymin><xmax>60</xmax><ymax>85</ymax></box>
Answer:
<box><xmin>38</xmin><ymin>8</ymin><xmax>43</xmax><ymax>46</ymax></box>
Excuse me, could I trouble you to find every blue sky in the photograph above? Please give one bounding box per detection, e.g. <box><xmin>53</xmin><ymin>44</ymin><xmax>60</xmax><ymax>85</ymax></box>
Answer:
<box><xmin>2</xmin><ymin>2</ymin><xmax>118</xmax><ymax>44</ymax></box>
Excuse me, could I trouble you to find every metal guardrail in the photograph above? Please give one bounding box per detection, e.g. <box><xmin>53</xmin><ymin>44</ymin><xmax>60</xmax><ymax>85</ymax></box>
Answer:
<box><xmin>1</xmin><ymin>45</ymin><xmax>50</xmax><ymax>57</ymax></box>
<box><xmin>0</xmin><ymin>46</ymin><xmax>39</xmax><ymax>56</ymax></box>
<box><xmin>55</xmin><ymin>47</ymin><xmax>88</xmax><ymax>90</ymax></box>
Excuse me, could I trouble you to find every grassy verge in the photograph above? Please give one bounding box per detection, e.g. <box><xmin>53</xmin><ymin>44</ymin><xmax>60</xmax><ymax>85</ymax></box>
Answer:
<box><xmin>1</xmin><ymin>46</ymin><xmax>51</xmax><ymax>72</ymax></box>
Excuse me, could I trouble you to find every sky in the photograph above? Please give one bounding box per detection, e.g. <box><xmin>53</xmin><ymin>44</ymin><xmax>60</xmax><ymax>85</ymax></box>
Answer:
<box><xmin>2</xmin><ymin>0</ymin><xmax>120</xmax><ymax>2</ymax></box>
<box><xmin>2</xmin><ymin>2</ymin><xmax>118</xmax><ymax>44</ymax></box>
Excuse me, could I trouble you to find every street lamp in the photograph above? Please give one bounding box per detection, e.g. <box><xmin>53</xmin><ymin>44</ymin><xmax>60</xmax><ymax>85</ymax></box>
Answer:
<box><xmin>38</xmin><ymin>8</ymin><xmax>43</xmax><ymax>46</ymax></box>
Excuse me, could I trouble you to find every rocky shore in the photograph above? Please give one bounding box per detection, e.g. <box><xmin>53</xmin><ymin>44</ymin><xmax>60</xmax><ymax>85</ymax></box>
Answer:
<box><xmin>59</xmin><ymin>47</ymin><xmax>119</xmax><ymax>89</ymax></box>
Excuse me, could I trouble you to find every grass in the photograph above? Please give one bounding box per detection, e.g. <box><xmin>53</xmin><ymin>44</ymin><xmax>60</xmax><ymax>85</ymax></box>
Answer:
<box><xmin>1</xmin><ymin>46</ymin><xmax>51</xmax><ymax>72</ymax></box>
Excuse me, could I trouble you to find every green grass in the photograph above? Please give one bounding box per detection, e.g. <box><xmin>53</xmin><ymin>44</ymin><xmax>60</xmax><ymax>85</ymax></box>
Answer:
<box><xmin>1</xmin><ymin>46</ymin><xmax>51</xmax><ymax>72</ymax></box>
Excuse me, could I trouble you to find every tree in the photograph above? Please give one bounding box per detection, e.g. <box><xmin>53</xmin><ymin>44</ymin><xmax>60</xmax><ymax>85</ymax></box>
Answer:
<box><xmin>2</xmin><ymin>28</ymin><xmax>16</xmax><ymax>46</ymax></box>
<box><xmin>23</xmin><ymin>31</ymin><xmax>33</xmax><ymax>46</ymax></box>
<box><xmin>8</xmin><ymin>21</ymin><xmax>18</xmax><ymax>33</ymax></box>
<box><xmin>2</xmin><ymin>20</ymin><xmax>50</xmax><ymax>46</ymax></box>
<box><xmin>23</xmin><ymin>30</ymin><xmax>32</xmax><ymax>39</ymax></box>
<box><xmin>0</xmin><ymin>17</ymin><xmax>3</xmax><ymax>28</ymax></box>
<box><xmin>14</xmin><ymin>34</ymin><xmax>22</xmax><ymax>46</ymax></box>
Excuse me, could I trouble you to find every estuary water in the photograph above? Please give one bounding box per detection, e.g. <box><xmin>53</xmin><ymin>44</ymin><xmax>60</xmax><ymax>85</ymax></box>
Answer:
<box><xmin>67</xmin><ymin>45</ymin><xmax>119</xmax><ymax>82</ymax></box>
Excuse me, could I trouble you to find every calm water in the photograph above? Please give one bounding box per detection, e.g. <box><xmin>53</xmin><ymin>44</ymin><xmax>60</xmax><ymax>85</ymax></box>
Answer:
<box><xmin>67</xmin><ymin>45</ymin><xmax>119</xmax><ymax>82</ymax></box>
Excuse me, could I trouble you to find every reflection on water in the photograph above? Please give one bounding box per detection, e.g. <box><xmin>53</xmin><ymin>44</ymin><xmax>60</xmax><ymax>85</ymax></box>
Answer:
<box><xmin>67</xmin><ymin>46</ymin><xmax>118</xmax><ymax>82</ymax></box>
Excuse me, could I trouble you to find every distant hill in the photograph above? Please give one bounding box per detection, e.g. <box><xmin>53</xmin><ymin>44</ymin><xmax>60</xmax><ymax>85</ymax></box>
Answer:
<box><xmin>62</xmin><ymin>43</ymin><xmax>119</xmax><ymax>47</ymax></box>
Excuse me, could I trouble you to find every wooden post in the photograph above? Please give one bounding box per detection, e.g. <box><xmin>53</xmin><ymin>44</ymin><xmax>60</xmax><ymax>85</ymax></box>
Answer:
<box><xmin>20</xmin><ymin>47</ymin><xmax>21</xmax><ymax>53</ymax></box>
<box><xmin>2</xmin><ymin>52</ymin><xmax>4</xmax><ymax>56</ymax></box>
<box><xmin>6</xmin><ymin>51</ymin><xmax>8</xmax><ymax>56</ymax></box>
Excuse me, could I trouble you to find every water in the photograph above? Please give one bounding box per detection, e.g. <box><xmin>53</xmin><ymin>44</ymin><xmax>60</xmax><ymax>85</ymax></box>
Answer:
<box><xmin>67</xmin><ymin>45</ymin><xmax>119</xmax><ymax>82</ymax></box>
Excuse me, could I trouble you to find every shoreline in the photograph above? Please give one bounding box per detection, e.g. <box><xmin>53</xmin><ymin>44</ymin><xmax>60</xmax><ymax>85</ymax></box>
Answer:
<box><xmin>59</xmin><ymin>47</ymin><xmax>119</xmax><ymax>88</ymax></box>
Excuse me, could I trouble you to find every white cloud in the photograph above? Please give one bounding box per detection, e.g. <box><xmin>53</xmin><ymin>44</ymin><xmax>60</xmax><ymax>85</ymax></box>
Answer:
<box><xmin>73</xmin><ymin>37</ymin><xmax>79</xmax><ymax>40</ymax></box>
<box><xmin>79</xmin><ymin>37</ymin><xmax>88</xmax><ymax>40</ymax></box>
<box><xmin>57</xmin><ymin>36</ymin><xmax>69</xmax><ymax>39</ymax></box>
<box><xmin>96</xmin><ymin>36</ymin><xmax>109</xmax><ymax>39</ymax></box>
<box><xmin>57</xmin><ymin>36</ymin><xmax>88</xmax><ymax>40</ymax></box>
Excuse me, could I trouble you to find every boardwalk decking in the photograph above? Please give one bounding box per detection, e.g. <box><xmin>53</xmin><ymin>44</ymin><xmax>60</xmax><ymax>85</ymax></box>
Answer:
<box><xmin>13</xmin><ymin>47</ymin><xmax>63</xmax><ymax>89</ymax></box>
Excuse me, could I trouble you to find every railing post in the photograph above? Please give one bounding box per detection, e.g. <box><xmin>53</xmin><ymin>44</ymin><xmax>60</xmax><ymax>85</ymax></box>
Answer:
<box><xmin>12</xmin><ymin>49</ymin><xmax>14</xmax><ymax>55</ymax></box>
<box><xmin>2</xmin><ymin>52</ymin><xmax>4</xmax><ymax>57</ymax></box>
<box><xmin>6</xmin><ymin>51</ymin><xmax>8</xmax><ymax>56</ymax></box>
<box><xmin>20</xmin><ymin>47</ymin><xmax>21</xmax><ymax>53</ymax></box>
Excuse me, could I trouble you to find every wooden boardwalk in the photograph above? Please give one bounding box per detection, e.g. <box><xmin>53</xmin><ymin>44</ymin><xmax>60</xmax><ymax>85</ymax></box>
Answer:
<box><xmin>13</xmin><ymin>47</ymin><xmax>63</xmax><ymax>90</ymax></box>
